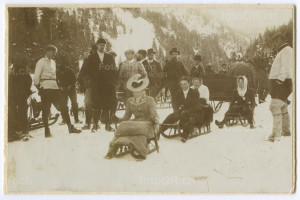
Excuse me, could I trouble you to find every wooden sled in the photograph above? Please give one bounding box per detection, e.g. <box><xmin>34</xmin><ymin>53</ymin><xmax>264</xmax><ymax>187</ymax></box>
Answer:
<box><xmin>160</xmin><ymin>121</ymin><xmax>211</xmax><ymax>139</ymax></box>
<box><xmin>28</xmin><ymin>113</ymin><xmax>60</xmax><ymax>130</ymax></box>
<box><xmin>112</xmin><ymin>134</ymin><xmax>159</xmax><ymax>159</ymax></box>
<box><xmin>225</xmin><ymin>113</ymin><xmax>248</xmax><ymax>127</ymax></box>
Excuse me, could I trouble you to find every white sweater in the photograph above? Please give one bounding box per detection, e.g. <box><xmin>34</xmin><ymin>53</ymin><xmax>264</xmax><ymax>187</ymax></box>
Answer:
<box><xmin>34</xmin><ymin>57</ymin><xmax>59</xmax><ymax>89</ymax></box>
<box><xmin>191</xmin><ymin>85</ymin><xmax>210</xmax><ymax>104</ymax></box>
<box><xmin>269</xmin><ymin>45</ymin><xmax>293</xmax><ymax>82</ymax></box>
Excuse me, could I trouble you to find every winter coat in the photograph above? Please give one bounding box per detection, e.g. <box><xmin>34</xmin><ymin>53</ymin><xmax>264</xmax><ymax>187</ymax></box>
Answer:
<box><xmin>269</xmin><ymin>44</ymin><xmax>293</xmax><ymax>82</ymax></box>
<box><xmin>107</xmin><ymin>94</ymin><xmax>159</xmax><ymax>158</ymax></box>
<box><xmin>190</xmin><ymin>64</ymin><xmax>205</xmax><ymax>78</ymax></box>
<box><xmin>77</xmin><ymin>57</ymin><xmax>92</xmax><ymax>93</ymax></box>
<box><xmin>34</xmin><ymin>57</ymin><xmax>59</xmax><ymax>89</ymax></box>
<box><xmin>56</xmin><ymin>67</ymin><xmax>76</xmax><ymax>91</ymax></box>
<box><xmin>269</xmin><ymin>44</ymin><xmax>293</xmax><ymax>101</ymax></box>
<box><xmin>83</xmin><ymin>52</ymin><xmax>117</xmax><ymax>109</ymax></box>
<box><xmin>229</xmin><ymin>88</ymin><xmax>255</xmax><ymax>112</ymax></box>
<box><xmin>163</xmin><ymin>59</ymin><xmax>187</xmax><ymax>84</ymax></box>
<box><xmin>142</xmin><ymin>59</ymin><xmax>163</xmax><ymax>88</ymax></box>
<box><xmin>173</xmin><ymin>88</ymin><xmax>200</xmax><ymax>113</ymax></box>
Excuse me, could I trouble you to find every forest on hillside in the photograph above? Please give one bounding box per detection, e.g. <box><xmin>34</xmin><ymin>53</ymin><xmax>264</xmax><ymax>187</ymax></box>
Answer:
<box><xmin>8</xmin><ymin>7</ymin><xmax>293</xmax><ymax>74</ymax></box>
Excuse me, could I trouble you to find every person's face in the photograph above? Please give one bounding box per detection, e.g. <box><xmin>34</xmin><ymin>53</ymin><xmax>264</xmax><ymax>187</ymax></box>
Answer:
<box><xmin>180</xmin><ymin>80</ymin><xmax>190</xmax><ymax>91</ymax></box>
<box><xmin>147</xmin><ymin>53</ymin><xmax>154</xmax><ymax>60</ymax></box>
<box><xmin>171</xmin><ymin>52</ymin><xmax>178</xmax><ymax>60</ymax></box>
<box><xmin>273</xmin><ymin>38</ymin><xmax>283</xmax><ymax>50</ymax></box>
<box><xmin>46</xmin><ymin>50</ymin><xmax>56</xmax><ymax>59</ymax></box>
<box><xmin>97</xmin><ymin>43</ymin><xmax>106</xmax><ymax>52</ymax></box>
<box><xmin>133</xmin><ymin>90</ymin><xmax>143</xmax><ymax>98</ymax></box>
<box><xmin>238</xmin><ymin>79</ymin><xmax>244</xmax><ymax>89</ymax></box>
<box><xmin>125</xmin><ymin>52</ymin><xmax>134</xmax><ymax>61</ymax></box>
<box><xmin>192</xmin><ymin>79</ymin><xmax>201</xmax><ymax>89</ymax></box>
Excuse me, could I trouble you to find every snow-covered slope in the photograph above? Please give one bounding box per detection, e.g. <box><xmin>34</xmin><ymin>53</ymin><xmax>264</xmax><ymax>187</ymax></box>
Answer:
<box><xmin>6</xmin><ymin>96</ymin><xmax>294</xmax><ymax>193</ymax></box>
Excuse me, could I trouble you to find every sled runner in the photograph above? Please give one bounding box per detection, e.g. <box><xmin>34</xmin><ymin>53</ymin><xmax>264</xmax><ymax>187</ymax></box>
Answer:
<box><xmin>27</xmin><ymin>95</ymin><xmax>60</xmax><ymax>130</ymax></box>
<box><xmin>225</xmin><ymin>113</ymin><xmax>249</xmax><ymax>127</ymax></box>
<box><xmin>112</xmin><ymin>134</ymin><xmax>159</xmax><ymax>159</ymax></box>
<box><xmin>160</xmin><ymin>121</ymin><xmax>211</xmax><ymax>139</ymax></box>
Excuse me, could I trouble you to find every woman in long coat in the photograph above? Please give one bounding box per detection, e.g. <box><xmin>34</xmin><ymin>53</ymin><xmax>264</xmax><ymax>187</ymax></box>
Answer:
<box><xmin>105</xmin><ymin>74</ymin><xmax>159</xmax><ymax>160</ymax></box>
<box><xmin>215</xmin><ymin>76</ymin><xmax>255</xmax><ymax>129</ymax></box>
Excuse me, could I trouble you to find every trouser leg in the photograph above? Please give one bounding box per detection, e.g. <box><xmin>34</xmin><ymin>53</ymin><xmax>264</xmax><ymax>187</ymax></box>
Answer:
<box><xmin>69</xmin><ymin>88</ymin><xmax>79</xmax><ymax>121</ymax></box>
<box><xmin>40</xmin><ymin>90</ymin><xmax>52</xmax><ymax>129</ymax></box>
<box><xmin>92</xmin><ymin>109</ymin><xmax>100</xmax><ymax>126</ymax></box>
<box><xmin>52</xmin><ymin>90</ymin><xmax>71</xmax><ymax>125</ymax></box>
<box><xmin>281</xmin><ymin>102</ymin><xmax>290</xmax><ymax>135</ymax></box>
<box><xmin>17</xmin><ymin>98</ymin><xmax>29</xmax><ymax>133</ymax></box>
<box><xmin>269</xmin><ymin>99</ymin><xmax>284</xmax><ymax>138</ymax></box>
<box><xmin>85</xmin><ymin>107</ymin><xmax>92</xmax><ymax>125</ymax></box>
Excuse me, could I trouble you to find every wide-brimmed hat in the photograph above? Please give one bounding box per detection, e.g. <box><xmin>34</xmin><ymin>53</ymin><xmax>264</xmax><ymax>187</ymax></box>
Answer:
<box><xmin>126</xmin><ymin>74</ymin><xmax>149</xmax><ymax>92</ymax></box>
<box><xmin>147</xmin><ymin>48</ymin><xmax>156</xmax><ymax>54</ymax></box>
<box><xmin>169</xmin><ymin>47</ymin><xmax>180</xmax><ymax>55</ymax></box>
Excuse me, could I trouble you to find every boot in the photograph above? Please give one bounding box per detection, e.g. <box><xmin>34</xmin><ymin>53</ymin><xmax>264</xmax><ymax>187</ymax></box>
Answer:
<box><xmin>105</xmin><ymin>123</ymin><xmax>115</xmax><ymax>132</ymax></box>
<box><xmin>82</xmin><ymin>123</ymin><xmax>91</xmax><ymax>130</ymax></box>
<box><xmin>45</xmin><ymin>127</ymin><xmax>52</xmax><ymax>138</ymax></box>
<box><xmin>282</xmin><ymin>131</ymin><xmax>291</xmax><ymax>136</ymax></box>
<box><xmin>104</xmin><ymin>152</ymin><xmax>113</xmax><ymax>159</ymax></box>
<box><xmin>59</xmin><ymin>119</ymin><xmax>66</xmax><ymax>125</ymax></box>
<box><xmin>91</xmin><ymin>124</ymin><xmax>99</xmax><ymax>133</ymax></box>
<box><xmin>250</xmin><ymin>124</ymin><xmax>254</xmax><ymax>129</ymax></box>
<box><xmin>68</xmin><ymin>124</ymin><xmax>81</xmax><ymax>134</ymax></box>
<box><xmin>215</xmin><ymin>120</ymin><xmax>224</xmax><ymax>128</ymax></box>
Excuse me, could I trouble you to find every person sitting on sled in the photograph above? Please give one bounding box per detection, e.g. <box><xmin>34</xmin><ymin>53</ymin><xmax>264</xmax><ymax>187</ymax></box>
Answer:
<box><xmin>215</xmin><ymin>76</ymin><xmax>255</xmax><ymax>129</ymax></box>
<box><xmin>190</xmin><ymin>76</ymin><xmax>213</xmax><ymax>125</ymax></box>
<box><xmin>159</xmin><ymin>77</ymin><xmax>200</xmax><ymax>143</ymax></box>
<box><xmin>105</xmin><ymin>74</ymin><xmax>159</xmax><ymax>160</ymax></box>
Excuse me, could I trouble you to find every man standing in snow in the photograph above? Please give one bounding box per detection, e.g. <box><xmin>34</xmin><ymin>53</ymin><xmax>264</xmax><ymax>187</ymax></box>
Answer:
<box><xmin>56</xmin><ymin>55</ymin><xmax>82</xmax><ymax>125</ymax></box>
<box><xmin>34</xmin><ymin>45</ymin><xmax>81</xmax><ymax>138</ymax></box>
<box><xmin>163</xmin><ymin>47</ymin><xmax>188</xmax><ymax>109</ymax></box>
<box><xmin>268</xmin><ymin>32</ymin><xmax>293</xmax><ymax>142</ymax></box>
<box><xmin>85</xmin><ymin>38</ymin><xmax>118</xmax><ymax>132</ymax></box>
<box><xmin>137</xmin><ymin>48</ymin><xmax>163</xmax><ymax>98</ymax></box>
<box><xmin>190</xmin><ymin>55</ymin><xmax>205</xmax><ymax>79</ymax></box>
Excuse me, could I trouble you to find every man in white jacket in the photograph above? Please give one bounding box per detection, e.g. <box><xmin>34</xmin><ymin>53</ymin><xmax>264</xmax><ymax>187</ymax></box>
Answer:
<box><xmin>34</xmin><ymin>45</ymin><xmax>81</xmax><ymax>137</ymax></box>
<box><xmin>268</xmin><ymin>33</ymin><xmax>293</xmax><ymax>142</ymax></box>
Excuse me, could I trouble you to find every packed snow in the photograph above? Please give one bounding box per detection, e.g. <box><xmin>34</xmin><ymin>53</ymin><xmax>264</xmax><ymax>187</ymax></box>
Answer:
<box><xmin>6</xmin><ymin>95</ymin><xmax>294</xmax><ymax>193</ymax></box>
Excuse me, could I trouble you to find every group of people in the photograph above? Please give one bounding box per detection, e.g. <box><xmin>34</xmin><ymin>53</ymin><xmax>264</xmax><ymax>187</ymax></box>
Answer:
<box><xmin>8</xmin><ymin>32</ymin><xmax>293</xmax><ymax>159</ymax></box>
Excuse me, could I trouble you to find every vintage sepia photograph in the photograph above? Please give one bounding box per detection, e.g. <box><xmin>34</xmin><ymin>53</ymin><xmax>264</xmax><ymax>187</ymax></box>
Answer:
<box><xmin>4</xmin><ymin>4</ymin><xmax>295</xmax><ymax>193</ymax></box>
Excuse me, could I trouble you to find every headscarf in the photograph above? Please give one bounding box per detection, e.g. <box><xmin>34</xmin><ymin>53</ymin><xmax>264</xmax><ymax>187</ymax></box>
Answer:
<box><xmin>237</xmin><ymin>76</ymin><xmax>248</xmax><ymax>97</ymax></box>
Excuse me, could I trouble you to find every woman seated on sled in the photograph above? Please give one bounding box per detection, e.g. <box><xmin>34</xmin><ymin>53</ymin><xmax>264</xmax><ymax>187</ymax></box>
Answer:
<box><xmin>215</xmin><ymin>76</ymin><xmax>255</xmax><ymax>129</ymax></box>
<box><xmin>159</xmin><ymin>77</ymin><xmax>201</xmax><ymax>143</ymax></box>
<box><xmin>105</xmin><ymin>74</ymin><xmax>159</xmax><ymax>160</ymax></box>
<box><xmin>190</xmin><ymin>76</ymin><xmax>213</xmax><ymax>124</ymax></box>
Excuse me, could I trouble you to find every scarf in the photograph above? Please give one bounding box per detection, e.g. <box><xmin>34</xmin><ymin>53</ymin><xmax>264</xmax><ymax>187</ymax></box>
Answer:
<box><xmin>237</xmin><ymin>76</ymin><xmax>248</xmax><ymax>98</ymax></box>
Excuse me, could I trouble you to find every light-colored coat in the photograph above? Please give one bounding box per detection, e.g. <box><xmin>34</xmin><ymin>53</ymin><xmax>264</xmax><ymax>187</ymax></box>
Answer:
<box><xmin>269</xmin><ymin>45</ymin><xmax>293</xmax><ymax>82</ymax></box>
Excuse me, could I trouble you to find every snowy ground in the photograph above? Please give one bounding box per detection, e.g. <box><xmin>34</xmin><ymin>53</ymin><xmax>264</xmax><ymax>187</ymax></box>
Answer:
<box><xmin>6</xmin><ymin>96</ymin><xmax>294</xmax><ymax>193</ymax></box>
